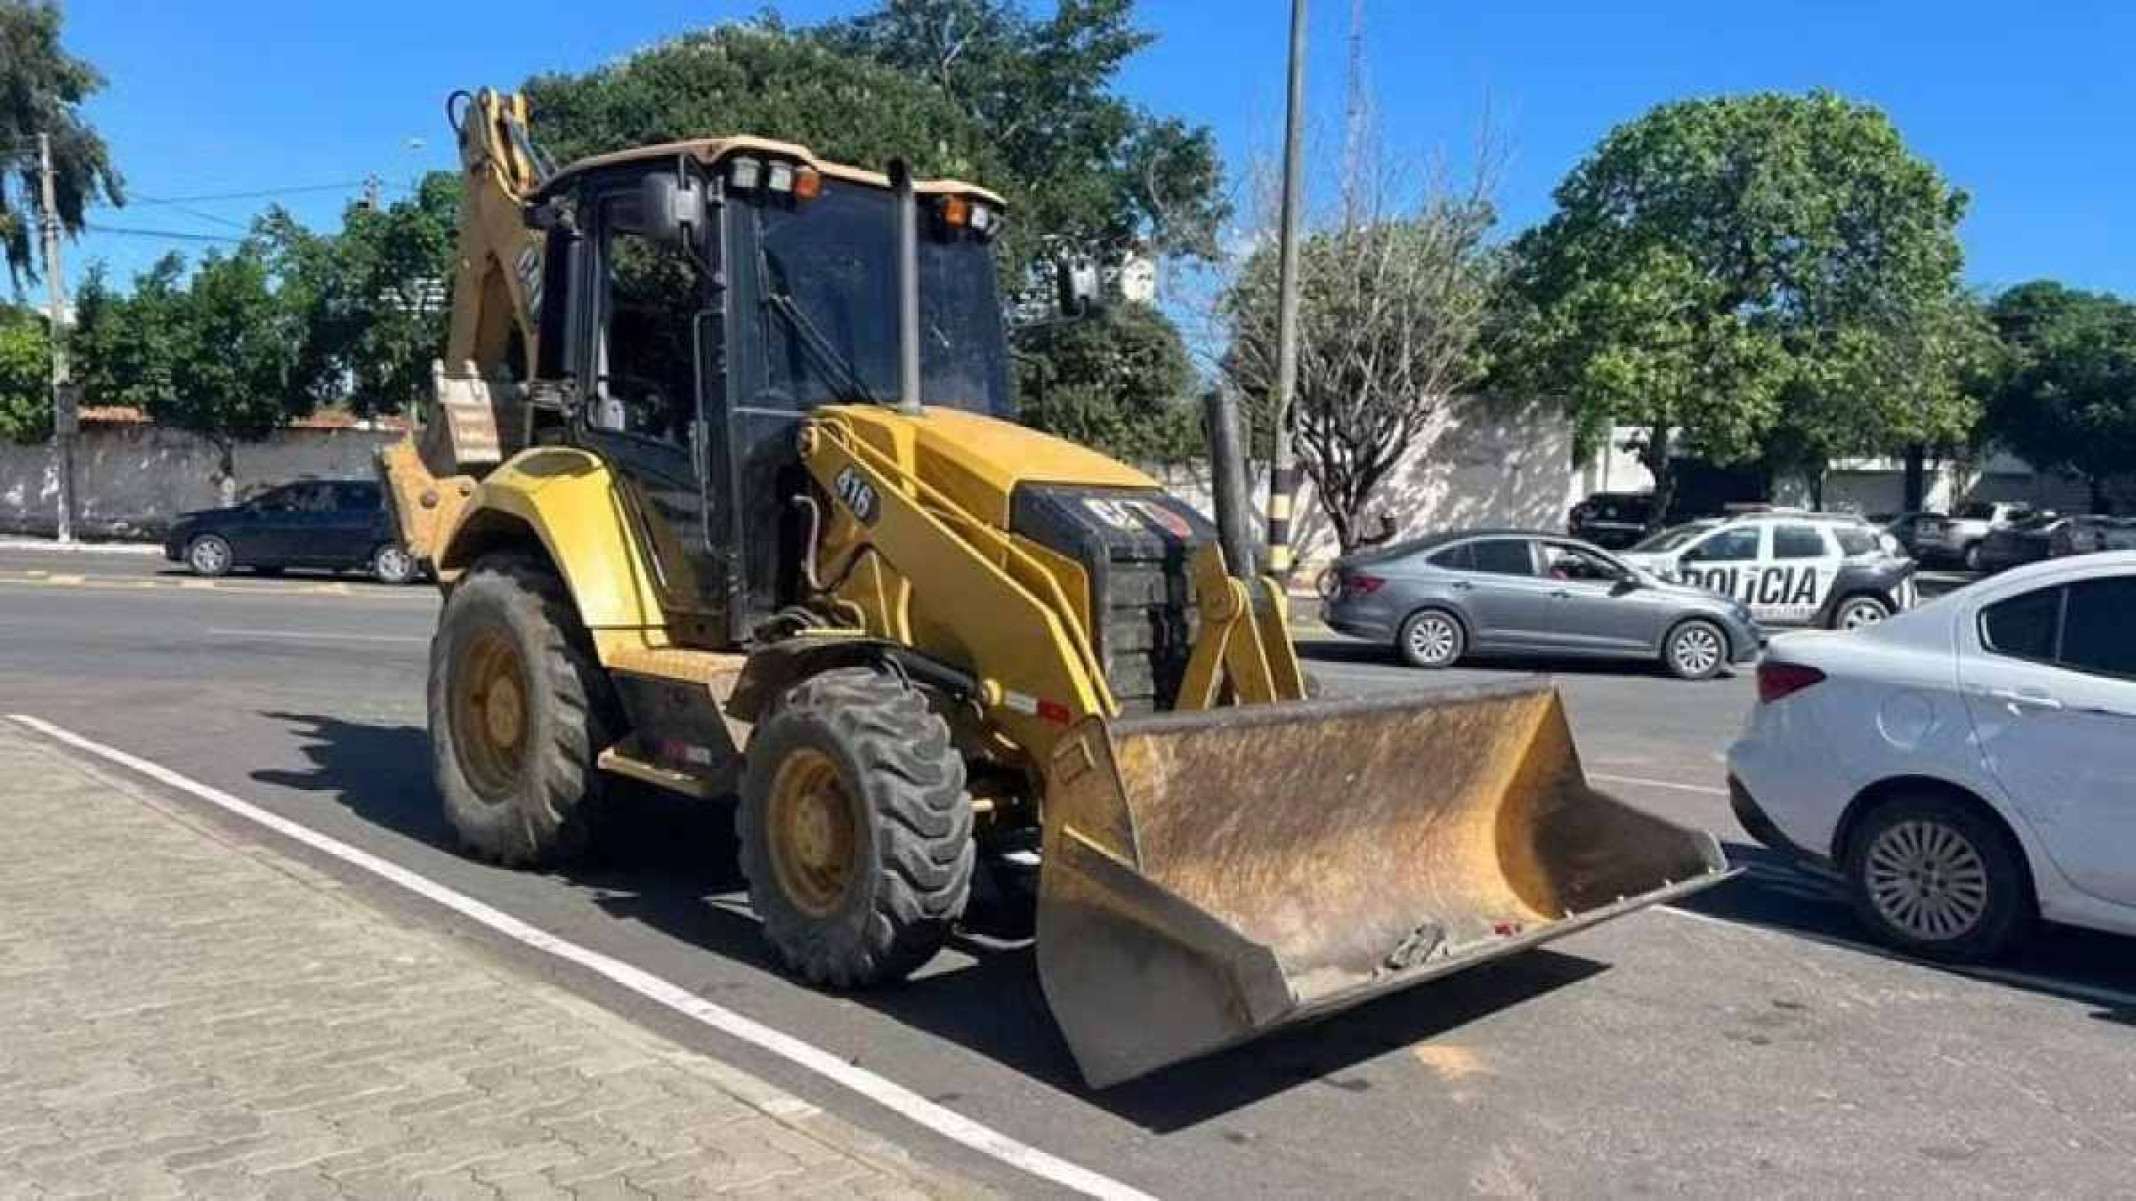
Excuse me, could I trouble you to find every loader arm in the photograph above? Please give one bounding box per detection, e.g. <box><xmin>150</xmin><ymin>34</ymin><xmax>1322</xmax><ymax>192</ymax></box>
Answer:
<box><xmin>379</xmin><ymin>88</ymin><xmax>551</xmax><ymax>569</ymax></box>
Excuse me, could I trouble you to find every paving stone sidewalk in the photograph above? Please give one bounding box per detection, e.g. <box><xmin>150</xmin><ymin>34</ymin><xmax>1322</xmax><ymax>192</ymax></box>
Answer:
<box><xmin>0</xmin><ymin>723</ymin><xmax>984</xmax><ymax>1200</ymax></box>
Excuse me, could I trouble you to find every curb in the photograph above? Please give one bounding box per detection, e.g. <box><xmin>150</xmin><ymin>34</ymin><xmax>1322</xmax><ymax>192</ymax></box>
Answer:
<box><xmin>0</xmin><ymin>537</ymin><xmax>161</xmax><ymax>556</ymax></box>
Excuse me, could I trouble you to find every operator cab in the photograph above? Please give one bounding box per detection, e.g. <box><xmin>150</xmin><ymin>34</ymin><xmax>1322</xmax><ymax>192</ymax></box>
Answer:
<box><xmin>524</xmin><ymin>139</ymin><xmax>1010</xmax><ymax>648</ymax></box>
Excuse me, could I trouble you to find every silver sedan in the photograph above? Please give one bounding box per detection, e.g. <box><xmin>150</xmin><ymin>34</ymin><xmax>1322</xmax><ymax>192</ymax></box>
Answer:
<box><xmin>1321</xmin><ymin>529</ymin><xmax>1764</xmax><ymax>680</ymax></box>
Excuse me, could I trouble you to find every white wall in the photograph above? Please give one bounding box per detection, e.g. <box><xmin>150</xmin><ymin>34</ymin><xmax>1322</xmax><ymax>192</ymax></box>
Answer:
<box><xmin>1153</xmin><ymin>395</ymin><xmax>1583</xmax><ymax>566</ymax></box>
<box><xmin>0</xmin><ymin>423</ymin><xmax>400</xmax><ymax>539</ymax></box>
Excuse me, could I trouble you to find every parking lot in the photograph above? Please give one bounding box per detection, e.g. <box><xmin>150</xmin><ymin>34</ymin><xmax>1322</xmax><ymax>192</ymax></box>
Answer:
<box><xmin>3</xmin><ymin>548</ymin><xmax>2131</xmax><ymax>1199</ymax></box>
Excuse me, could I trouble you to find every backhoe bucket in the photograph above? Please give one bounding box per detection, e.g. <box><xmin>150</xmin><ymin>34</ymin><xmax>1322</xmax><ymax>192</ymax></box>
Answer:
<box><xmin>1035</xmin><ymin>679</ymin><xmax>1731</xmax><ymax>1088</ymax></box>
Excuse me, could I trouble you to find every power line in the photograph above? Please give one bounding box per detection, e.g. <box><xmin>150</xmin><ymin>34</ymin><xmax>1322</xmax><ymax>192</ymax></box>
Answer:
<box><xmin>97</xmin><ymin>180</ymin><xmax>371</xmax><ymax>207</ymax></box>
<box><xmin>84</xmin><ymin>223</ymin><xmax>244</xmax><ymax>244</ymax></box>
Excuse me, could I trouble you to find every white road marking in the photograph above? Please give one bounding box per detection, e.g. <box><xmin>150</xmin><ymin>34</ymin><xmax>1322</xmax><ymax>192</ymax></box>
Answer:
<box><xmin>6</xmin><ymin>714</ymin><xmax>1154</xmax><ymax>1201</ymax></box>
<box><xmin>1658</xmin><ymin>906</ymin><xmax>2136</xmax><ymax>1010</ymax></box>
<box><xmin>205</xmin><ymin>628</ymin><xmax>430</xmax><ymax>645</ymax></box>
<box><xmin>1590</xmin><ymin>771</ymin><xmax>1729</xmax><ymax>797</ymax></box>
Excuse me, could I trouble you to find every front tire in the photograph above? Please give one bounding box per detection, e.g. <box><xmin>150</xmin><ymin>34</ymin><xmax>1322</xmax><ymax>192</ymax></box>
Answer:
<box><xmin>186</xmin><ymin>534</ymin><xmax>234</xmax><ymax>577</ymax></box>
<box><xmin>1843</xmin><ymin>793</ymin><xmax>2031</xmax><ymax>962</ymax></box>
<box><xmin>1663</xmin><ymin>619</ymin><xmax>1728</xmax><ymax>680</ymax></box>
<box><xmin>1963</xmin><ymin>542</ymin><xmax>1985</xmax><ymax>573</ymax></box>
<box><xmin>429</xmin><ymin>554</ymin><xmax>614</xmax><ymax>867</ymax></box>
<box><xmin>739</xmin><ymin>668</ymin><xmax>974</xmax><ymax>988</ymax></box>
<box><xmin>1396</xmin><ymin>608</ymin><xmax>1466</xmax><ymax>669</ymax></box>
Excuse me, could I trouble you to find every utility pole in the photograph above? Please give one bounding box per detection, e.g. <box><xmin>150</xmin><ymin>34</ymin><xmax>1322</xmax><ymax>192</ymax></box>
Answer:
<box><xmin>37</xmin><ymin>132</ymin><xmax>76</xmax><ymax>545</ymax></box>
<box><xmin>1265</xmin><ymin>0</ymin><xmax>1307</xmax><ymax>579</ymax></box>
<box><xmin>1341</xmin><ymin>0</ymin><xmax>1366</xmax><ymax>231</ymax></box>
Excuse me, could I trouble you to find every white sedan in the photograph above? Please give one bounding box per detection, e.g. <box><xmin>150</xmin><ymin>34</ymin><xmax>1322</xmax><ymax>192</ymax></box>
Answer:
<box><xmin>1728</xmin><ymin>552</ymin><xmax>2136</xmax><ymax>960</ymax></box>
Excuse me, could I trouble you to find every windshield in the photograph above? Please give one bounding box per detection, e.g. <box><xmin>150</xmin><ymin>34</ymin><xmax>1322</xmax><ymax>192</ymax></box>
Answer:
<box><xmin>749</xmin><ymin>182</ymin><xmax>1012</xmax><ymax>418</ymax></box>
<box><xmin>1955</xmin><ymin>502</ymin><xmax>2001</xmax><ymax>521</ymax></box>
<box><xmin>1631</xmin><ymin>522</ymin><xmax>1717</xmax><ymax>553</ymax></box>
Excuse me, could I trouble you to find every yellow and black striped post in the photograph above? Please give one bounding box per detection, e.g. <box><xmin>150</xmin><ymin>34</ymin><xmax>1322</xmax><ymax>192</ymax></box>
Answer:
<box><xmin>1266</xmin><ymin>468</ymin><xmax>1299</xmax><ymax>576</ymax></box>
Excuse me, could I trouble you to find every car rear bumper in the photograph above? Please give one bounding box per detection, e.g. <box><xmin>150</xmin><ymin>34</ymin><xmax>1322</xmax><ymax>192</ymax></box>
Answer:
<box><xmin>1728</xmin><ymin>775</ymin><xmax>1824</xmax><ymax>864</ymax></box>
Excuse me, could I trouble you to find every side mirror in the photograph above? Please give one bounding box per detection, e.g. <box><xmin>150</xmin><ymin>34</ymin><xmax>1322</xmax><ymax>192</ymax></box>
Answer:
<box><xmin>640</xmin><ymin>171</ymin><xmax>707</xmax><ymax>252</ymax></box>
<box><xmin>1611</xmin><ymin>572</ymin><xmax>1643</xmax><ymax>595</ymax></box>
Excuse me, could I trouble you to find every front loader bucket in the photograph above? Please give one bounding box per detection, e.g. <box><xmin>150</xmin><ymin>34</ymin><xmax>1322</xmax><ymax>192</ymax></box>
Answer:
<box><xmin>1035</xmin><ymin>679</ymin><xmax>1731</xmax><ymax>1088</ymax></box>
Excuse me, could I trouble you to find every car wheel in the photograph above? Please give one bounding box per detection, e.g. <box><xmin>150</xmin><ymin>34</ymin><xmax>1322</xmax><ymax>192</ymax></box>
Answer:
<box><xmin>1832</xmin><ymin>595</ymin><xmax>1892</xmax><ymax>631</ymax></box>
<box><xmin>186</xmin><ymin>534</ymin><xmax>234</xmax><ymax>578</ymax></box>
<box><xmin>1396</xmin><ymin>608</ymin><xmax>1465</xmax><ymax>669</ymax></box>
<box><xmin>1663</xmin><ymin>619</ymin><xmax>1727</xmax><ymax>680</ymax></box>
<box><xmin>1843</xmin><ymin>793</ymin><xmax>2031</xmax><ymax>962</ymax></box>
<box><xmin>371</xmin><ymin>543</ymin><xmax>420</xmax><ymax>586</ymax></box>
<box><xmin>1962</xmin><ymin>542</ymin><xmax>1984</xmax><ymax>573</ymax></box>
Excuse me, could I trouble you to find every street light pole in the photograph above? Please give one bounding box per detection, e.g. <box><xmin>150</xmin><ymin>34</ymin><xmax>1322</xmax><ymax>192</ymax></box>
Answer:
<box><xmin>1266</xmin><ymin>0</ymin><xmax>1307</xmax><ymax>579</ymax></box>
<box><xmin>37</xmin><ymin>132</ymin><xmax>77</xmax><ymax>545</ymax></box>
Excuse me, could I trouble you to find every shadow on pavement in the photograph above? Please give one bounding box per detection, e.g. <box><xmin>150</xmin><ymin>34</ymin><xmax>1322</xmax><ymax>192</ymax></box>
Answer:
<box><xmin>1680</xmin><ymin>839</ymin><xmax>2136</xmax><ymax>1020</ymax></box>
<box><xmin>250</xmin><ymin>708</ymin><xmax>1619</xmax><ymax>1128</ymax></box>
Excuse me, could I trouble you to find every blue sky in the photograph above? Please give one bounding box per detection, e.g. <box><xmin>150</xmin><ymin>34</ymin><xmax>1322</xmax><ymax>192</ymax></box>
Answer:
<box><xmin>46</xmin><ymin>0</ymin><xmax>2136</xmax><ymax>298</ymax></box>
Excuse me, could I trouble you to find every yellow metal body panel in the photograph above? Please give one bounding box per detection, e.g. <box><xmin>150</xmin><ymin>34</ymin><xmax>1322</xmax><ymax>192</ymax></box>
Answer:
<box><xmin>802</xmin><ymin>411</ymin><xmax>1116</xmax><ymax>759</ymax></box>
<box><xmin>437</xmin><ymin>447</ymin><xmax>666</xmax><ymax>660</ymax></box>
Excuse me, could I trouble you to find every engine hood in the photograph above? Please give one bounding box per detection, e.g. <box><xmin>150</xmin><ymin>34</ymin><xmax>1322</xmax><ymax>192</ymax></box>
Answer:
<box><xmin>821</xmin><ymin>404</ymin><xmax>1161</xmax><ymax>527</ymax></box>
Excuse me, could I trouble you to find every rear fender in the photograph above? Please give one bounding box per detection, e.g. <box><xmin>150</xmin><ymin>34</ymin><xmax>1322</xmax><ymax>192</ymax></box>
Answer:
<box><xmin>436</xmin><ymin>447</ymin><xmax>666</xmax><ymax>641</ymax></box>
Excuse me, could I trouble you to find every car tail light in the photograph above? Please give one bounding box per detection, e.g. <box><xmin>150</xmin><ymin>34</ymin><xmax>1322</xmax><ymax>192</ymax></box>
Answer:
<box><xmin>1344</xmin><ymin>572</ymin><xmax>1387</xmax><ymax>596</ymax></box>
<box><xmin>1757</xmin><ymin>661</ymin><xmax>1826</xmax><ymax>704</ymax></box>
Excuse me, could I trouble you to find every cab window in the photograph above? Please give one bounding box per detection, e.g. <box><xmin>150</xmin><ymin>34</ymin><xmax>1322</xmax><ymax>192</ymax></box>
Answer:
<box><xmin>1688</xmin><ymin>527</ymin><xmax>1760</xmax><ymax>562</ymax></box>
<box><xmin>592</xmin><ymin>194</ymin><xmax>708</xmax><ymax>448</ymax></box>
<box><xmin>1772</xmin><ymin>525</ymin><xmax>1828</xmax><ymax>560</ymax></box>
<box><xmin>1470</xmin><ymin>539</ymin><xmax>1538</xmax><ymax>576</ymax></box>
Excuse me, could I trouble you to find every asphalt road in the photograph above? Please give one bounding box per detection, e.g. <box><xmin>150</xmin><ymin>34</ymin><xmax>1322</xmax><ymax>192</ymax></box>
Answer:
<box><xmin>4</xmin><ymin>549</ymin><xmax>2131</xmax><ymax>1199</ymax></box>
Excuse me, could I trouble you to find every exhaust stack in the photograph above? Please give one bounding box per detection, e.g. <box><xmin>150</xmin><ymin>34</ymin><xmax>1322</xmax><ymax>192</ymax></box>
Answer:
<box><xmin>888</xmin><ymin>159</ymin><xmax>923</xmax><ymax>416</ymax></box>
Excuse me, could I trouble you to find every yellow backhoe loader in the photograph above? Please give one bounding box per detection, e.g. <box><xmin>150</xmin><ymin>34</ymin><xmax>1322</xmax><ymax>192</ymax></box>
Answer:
<box><xmin>383</xmin><ymin>89</ymin><xmax>1731</xmax><ymax>1088</ymax></box>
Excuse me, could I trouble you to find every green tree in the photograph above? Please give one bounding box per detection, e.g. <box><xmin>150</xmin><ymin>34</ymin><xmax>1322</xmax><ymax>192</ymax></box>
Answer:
<box><xmin>815</xmin><ymin>0</ymin><xmax>1226</xmax><ymax>266</ymax></box>
<box><xmin>1497</xmin><ymin>91</ymin><xmax>1969</xmax><ymax>524</ymax></box>
<box><xmin>73</xmin><ymin>249</ymin><xmax>310</xmax><ymax>502</ymax></box>
<box><xmin>1986</xmin><ymin>281</ymin><xmax>2136</xmax><ymax>513</ymax></box>
<box><xmin>261</xmin><ymin>171</ymin><xmax>460</xmax><ymax>417</ymax></box>
<box><xmin>1</xmin><ymin>0</ymin><xmax>122</xmax><ymax>285</ymax></box>
<box><xmin>1015</xmin><ymin>301</ymin><xmax>1198</xmax><ymax>464</ymax></box>
<box><xmin>524</xmin><ymin>24</ymin><xmax>1005</xmax><ymax>205</ymax></box>
<box><xmin>0</xmin><ymin>305</ymin><xmax>50</xmax><ymax>442</ymax></box>
<box><xmin>154</xmin><ymin>248</ymin><xmax>309</xmax><ymax>500</ymax></box>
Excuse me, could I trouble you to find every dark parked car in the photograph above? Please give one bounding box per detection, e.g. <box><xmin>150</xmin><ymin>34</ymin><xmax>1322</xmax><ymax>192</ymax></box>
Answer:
<box><xmin>1321</xmin><ymin>529</ymin><xmax>1762</xmax><ymax>679</ymax></box>
<box><xmin>1875</xmin><ymin>510</ymin><xmax>1943</xmax><ymax>558</ymax></box>
<box><xmin>1975</xmin><ymin>513</ymin><xmax>2136</xmax><ymax>573</ymax></box>
<box><xmin>163</xmin><ymin>479</ymin><xmax>420</xmax><ymax>584</ymax></box>
<box><xmin>1567</xmin><ymin>491</ymin><xmax>1655</xmax><ymax>549</ymax></box>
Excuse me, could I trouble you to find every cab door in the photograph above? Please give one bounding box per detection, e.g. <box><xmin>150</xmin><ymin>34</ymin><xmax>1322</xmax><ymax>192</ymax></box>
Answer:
<box><xmin>572</xmin><ymin>175</ymin><xmax>731</xmax><ymax>632</ymax></box>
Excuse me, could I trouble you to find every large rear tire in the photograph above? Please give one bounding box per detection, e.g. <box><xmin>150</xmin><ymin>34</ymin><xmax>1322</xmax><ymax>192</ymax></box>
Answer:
<box><xmin>739</xmin><ymin>668</ymin><xmax>974</xmax><ymax>988</ymax></box>
<box><xmin>429</xmin><ymin>554</ymin><xmax>615</xmax><ymax>867</ymax></box>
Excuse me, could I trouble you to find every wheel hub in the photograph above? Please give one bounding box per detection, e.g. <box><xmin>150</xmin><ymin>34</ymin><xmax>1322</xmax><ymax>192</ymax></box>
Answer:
<box><xmin>450</xmin><ymin>628</ymin><xmax>532</xmax><ymax>803</ymax></box>
<box><xmin>768</xmin><ymin>749</ymin><xmax>858</xmax><ymax>918</ymax></box>
<box><xmin>1865</xmin><ymin>819</ymin><xmax>1989</xmax><ymax>940</ymax></box>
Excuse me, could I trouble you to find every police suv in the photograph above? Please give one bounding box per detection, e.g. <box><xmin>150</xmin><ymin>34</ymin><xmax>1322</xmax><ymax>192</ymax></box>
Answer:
<box><xmin>1617</xmin><ymin>510</ymin><xmax>1918</xmax><ymax>629</ymax></box>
